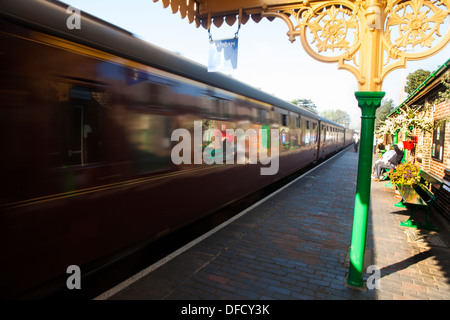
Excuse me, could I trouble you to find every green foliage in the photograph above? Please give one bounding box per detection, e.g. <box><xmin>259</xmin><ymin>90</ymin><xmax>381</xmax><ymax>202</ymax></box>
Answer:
<box><xmin>389</xmin><ymin>162</ymin><xmax>421</xmax><ymax>186</ymax></box>
<box><xmin>290</xmin><ymin>98</ymin><xmax>318</xmax><ymax>114</ymax></box>
<box><xmin>376</xmin><ymin>103</ymin><xmax>434</xmax><ymax>134</ymax></box>
<box><xmin>433</xmin><ymin>71</ymin><xmax>450</xmax><ymax>104</ymax></box>
<box><xmin>405</xmin><ymin>69</ymin><xmax>431</xmax><ymax>96</ymax></box>
<box><xmin>375</xmin><ymin>99</ymin><xmax>395</xmax><ymax>129</ymax></box>
<box><xmin>319</xmin><ymin>109</ymin><xmax>350</xmax><ymax>126</ymax></box>
<box><xmin>378</xmin><ymin>70</ymin><xmax>449</xmax><ymax>135</ymax></box>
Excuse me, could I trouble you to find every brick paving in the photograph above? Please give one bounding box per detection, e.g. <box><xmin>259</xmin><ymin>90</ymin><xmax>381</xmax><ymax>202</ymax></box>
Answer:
<box><xmin>103</xmin><ymin>149</ymin><xmax>450</xmax><ymax>300</ymax></box>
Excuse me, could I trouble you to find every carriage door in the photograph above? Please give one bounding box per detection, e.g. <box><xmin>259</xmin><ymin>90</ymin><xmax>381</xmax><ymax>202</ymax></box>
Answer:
<box><xmin>64</xmin><ymin>86</ymin><xmax>102</xmax><ymax>167</ymax></box>
<box><xmin>66</xmin><ymin>105</ymin><xmax>84</xmax><ymax>166</ymax></box>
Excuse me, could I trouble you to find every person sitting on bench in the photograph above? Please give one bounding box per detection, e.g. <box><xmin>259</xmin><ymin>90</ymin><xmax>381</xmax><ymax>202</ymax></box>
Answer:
<box><xmin>372</xmin><ymin>144</ymin><xmax>404</xmax><ymax>181</ymax></box>
<box><xmin>372</xmin><ymin>145</ymin><xmax>394</xmax><ymax>174</ymax></box>
<box><xmin>373</xmin><ymin>145</ymin><xmax>394</xmax><ymax>167</ymax></box>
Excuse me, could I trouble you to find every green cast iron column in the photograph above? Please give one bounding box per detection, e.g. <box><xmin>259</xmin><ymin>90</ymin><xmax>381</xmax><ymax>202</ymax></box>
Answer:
<box><xmin>346</xmin><ymin>91</ymin><xmax>385</xmax><ymax>288</ymax></box>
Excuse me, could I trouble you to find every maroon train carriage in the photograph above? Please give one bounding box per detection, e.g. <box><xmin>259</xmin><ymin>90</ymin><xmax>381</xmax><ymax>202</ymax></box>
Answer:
<box><xmin>0</xmin><ymin>0</ymin><xmax>353</xmax><ymax>298</ymax></box>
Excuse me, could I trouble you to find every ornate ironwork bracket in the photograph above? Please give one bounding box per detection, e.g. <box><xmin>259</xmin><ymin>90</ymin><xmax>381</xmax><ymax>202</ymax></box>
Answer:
<box><xmin>261</xmin><ymin>0</ymin><xmax>449</xmax><ymax>91</ymax></box>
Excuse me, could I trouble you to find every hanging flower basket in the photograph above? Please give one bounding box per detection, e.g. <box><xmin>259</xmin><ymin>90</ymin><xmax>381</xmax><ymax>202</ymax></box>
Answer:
<box><xmin>402</xmin><ymin>140</ymin><xmax>414</xmax><ymax>150</ymax></box>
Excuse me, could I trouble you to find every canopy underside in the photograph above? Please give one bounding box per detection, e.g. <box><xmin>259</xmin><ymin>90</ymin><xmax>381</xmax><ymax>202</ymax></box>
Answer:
<box><xmin>152</xmin><ymin>0</ymin><xmax>305</xmax><ymax>29</ymax></box>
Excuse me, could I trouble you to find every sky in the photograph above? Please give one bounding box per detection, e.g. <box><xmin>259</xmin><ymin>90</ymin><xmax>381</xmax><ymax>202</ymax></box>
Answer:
<box><xmin>62</xmin><ymin>0</ymin><xmax>449</xmax><ymax>128</ymax></box>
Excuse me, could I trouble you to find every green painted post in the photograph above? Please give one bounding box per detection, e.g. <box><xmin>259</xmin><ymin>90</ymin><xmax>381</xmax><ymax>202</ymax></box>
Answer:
<box><xmin>394</xmin><ymin>129</ymin><xmax>399</xmax><ymax>145</ymax></box>
<box><xmin>346</xmin><ymin>91</ymin><xmax>385</xmax><ymax>288</ymax></box>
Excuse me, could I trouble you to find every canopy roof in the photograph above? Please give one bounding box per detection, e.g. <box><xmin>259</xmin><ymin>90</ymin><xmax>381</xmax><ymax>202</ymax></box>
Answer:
<box><xmin>153</xmin><ymin>0</ymin><xmax>304</xmax><ymax>29</ymax></box>
<box><xmin>156</xmin><ymin>0</ymin><xmax>450</xmax><ymax>93</ymax></box>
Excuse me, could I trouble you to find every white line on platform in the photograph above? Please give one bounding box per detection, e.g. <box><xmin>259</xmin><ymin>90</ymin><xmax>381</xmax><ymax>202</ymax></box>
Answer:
<box><xmin>94</xmin><ymin>146</ymin><xmax>351</xmax><ymax>300</ymax></box>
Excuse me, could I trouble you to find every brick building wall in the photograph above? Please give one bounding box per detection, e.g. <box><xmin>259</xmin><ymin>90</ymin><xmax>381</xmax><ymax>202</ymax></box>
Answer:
<box><xmin>429</xmin><ymin>101</ymin><xmax>450</xmax><ymax>178</ymax></box>
<box><xmin>385</xmin><ymin>64</ymin><xmax>450</xmax><ymax>222</ymax></box>
<box><xmin>397</xmin><ymin>101</ymin><xmax>450</xmax><ymax>222</ymax></box>
<box><xmin>431</xmin><ymin>101</ymin><xmax>450</xmax><ymax>221</ymax></box>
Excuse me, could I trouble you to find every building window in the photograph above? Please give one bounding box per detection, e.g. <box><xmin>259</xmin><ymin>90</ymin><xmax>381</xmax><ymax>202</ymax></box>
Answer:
<box><xmin>432</xmin><ymin>120</ymin><xmax>445</xmax><ymax>162</ymax></box>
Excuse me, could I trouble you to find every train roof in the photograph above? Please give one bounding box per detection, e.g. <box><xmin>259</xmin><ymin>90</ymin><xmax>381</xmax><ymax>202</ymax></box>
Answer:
<box><xmin>0</xmin><ymin>0</ymin><xmax>344</xmax><ymax>128</ymax></box>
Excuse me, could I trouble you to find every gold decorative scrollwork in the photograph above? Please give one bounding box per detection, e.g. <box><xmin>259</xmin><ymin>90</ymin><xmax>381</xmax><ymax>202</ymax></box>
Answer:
<box><xmin>386</xmin><ymin>0</ymin><xmax>449</xmax><ymax>49</ymax></box>
<box><xmin>381</xmin><ymin>0</ymin><xmax>450</xmax><ymax>82</ymax></box>
<box><xmin>282</xmin><ymin>2</ymin><xmax>361</xmax><ymax>57</ymax></box>
<box><xmin>295</xmin><ymin>4</ymin><xmax>360</xmax><ymax>54</ymax></box>
<box><xmin>262</xmin><ymin>0</ymin><xmax>449</xmax><ymax>90</ymax></box>
<box><xmin>263</xmin><ymin>1</ymin><xmax>363</xmax><ymax>82</ymax></box>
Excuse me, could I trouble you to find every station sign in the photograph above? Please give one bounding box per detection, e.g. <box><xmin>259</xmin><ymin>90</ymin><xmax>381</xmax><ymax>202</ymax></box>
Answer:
<box><xmin>208</xmin><ymin>38</ymin><xmax>238</xmax><ymax>72</ymax></box>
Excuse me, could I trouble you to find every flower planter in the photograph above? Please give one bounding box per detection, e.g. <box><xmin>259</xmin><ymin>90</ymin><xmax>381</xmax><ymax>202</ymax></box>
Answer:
<box><xmin>402</xmin><ymin>140</ymin><xmax>414</xmax><ymax>150</ymax></box>
<box><xmin>394</xmin><ymin>185</ymin><xmax>402</xmax><ymax>199</ymax></box>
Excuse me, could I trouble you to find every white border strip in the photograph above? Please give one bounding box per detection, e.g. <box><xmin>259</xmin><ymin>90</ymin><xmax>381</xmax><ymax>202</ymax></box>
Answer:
<box><xmin>94</xmin><ymin>147</ymin><xmax>350</xmax><ymax>300</ymax></box>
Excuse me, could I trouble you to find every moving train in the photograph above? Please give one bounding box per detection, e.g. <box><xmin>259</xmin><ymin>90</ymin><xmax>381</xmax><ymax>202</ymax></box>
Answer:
<box><xmin>0</xmin><ymin>0</ymin><xmax>354</xmax><ymax>298</ymax></box>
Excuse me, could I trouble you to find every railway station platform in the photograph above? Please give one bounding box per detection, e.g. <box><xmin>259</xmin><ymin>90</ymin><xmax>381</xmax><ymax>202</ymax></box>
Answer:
<box><xmin>96</xmin><ymin>148</ymin><xmax>450</xmax><ymax>301</ymax></box>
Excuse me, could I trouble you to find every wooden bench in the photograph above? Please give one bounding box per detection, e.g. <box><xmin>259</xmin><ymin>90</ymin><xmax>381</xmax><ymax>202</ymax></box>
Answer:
<box><xmin>395</xmin><ymin>171</ymin><xmax>443</xmax><ymax>231</ymax></box>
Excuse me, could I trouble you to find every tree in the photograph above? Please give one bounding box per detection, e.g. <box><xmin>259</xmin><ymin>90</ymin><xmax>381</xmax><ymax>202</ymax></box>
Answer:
<box><xmin>375</xmin><ymin>99</ymin><xmax>395</xmax><ymax>129</ymax></box>
<box><xmin>377</xmin><ymin>103</ymin><xmax>435</xmax><ymax>135</ymax></box>
<box><xmin>434</xmin><ymin>71</ymin><xmax>450</xmax><ymax>104</ymax></box>
<box><xmin>319</xmin><ymin>109</ymin><xmax>350</xmax><ymax>126</ymax></box>
<box><xmin>405</xmin><ymin>69</ymin><xmax>431</xmax><ymax>96</ymax></box>
<box><xmin>290</xmin><ymin>98</ymin><xmax>318</xmax><ymax>114</ymax></box>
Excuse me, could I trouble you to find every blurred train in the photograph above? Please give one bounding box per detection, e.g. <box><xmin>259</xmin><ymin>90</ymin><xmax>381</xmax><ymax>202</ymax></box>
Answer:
<box><xmin>0</xmin><ymin>0</ymin><xmax>354</xmax><ymax>298</ymax></box>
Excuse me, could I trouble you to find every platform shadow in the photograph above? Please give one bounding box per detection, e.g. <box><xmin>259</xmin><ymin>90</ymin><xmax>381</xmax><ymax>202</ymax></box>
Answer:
<box><xmin>379</xmin><ymin>250</ymin><xmax>433</xmax><ymax>279</ymax></box>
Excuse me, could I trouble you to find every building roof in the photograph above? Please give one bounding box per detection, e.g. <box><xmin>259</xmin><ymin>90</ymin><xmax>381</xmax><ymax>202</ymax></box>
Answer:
<box><xmin>389</xmin><ymin>58</ymin><xmax>450</xmax><ymax>117</ymax></box>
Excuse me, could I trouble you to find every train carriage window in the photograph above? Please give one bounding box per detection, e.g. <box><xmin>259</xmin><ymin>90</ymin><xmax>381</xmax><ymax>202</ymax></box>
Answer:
<box><xmin>281</xmin><ymin>114</ymin><xmax>288</xmax><ymax>127</ymax></box>
<box><xmin>236</xmin><ymin>102</ymin><xmax>252</xmax><ymax>121</ymax></box>
<box><xmin>126</xmin><ymin>113</ymin><xmax>173</xmax><ymax>174</ymax></box>
<box><xmin>51</xmin><ymin>84</ymin><xmax>105</xmax><ymax>167</ymax></box>
<box><xmin>306</xmin><ymin>120</ymin><xmax>310</xmax><ymax>130</ymax></box>
<box><xmin>127</xmin><ymin>70</ymin><xmax>175</xmax><ymax>108</ymax></box>
<box><xmin>296</xmin><ymin>117</ymin><xmax>301</xmax><ymax>128</ymax></box>
<box><xmin>251</xmin><ymin>108</ymin><xmax>258</xmax><ymax>122</ymax></box>
<box><xmin>199</xmin><ymin>95</ymin><xmax>210</xmax><ymax>116</ymax></box>
<box><xmin>223</xmin><ymin>100</ymin><xmax>232</xmax><ymax>118</ymax></box>
<box><xmin>215</xmin><ymin>98</ymin><xmax>223</xmax><ymax>118</ymax></box>
<box><xmin>259</xmin><ymin>109</ymin><xmax>267</xmax><ymax>124</ymax></box>
<box><xmin>312</xmin><ymin>123</ymin><xmax>318</xmax><ymax>143</ymax></box>
<box><xmin>202</xmin><ymin>96</ymin><xmax>231</xmax><ymax>119</ymax></box>
<box><xmin>65</xmin><ymin>105</ymin><xmax>83</xmax><ymax>166</ymax></box>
